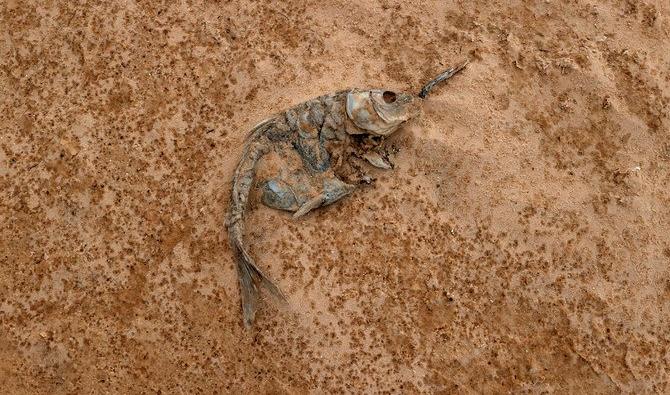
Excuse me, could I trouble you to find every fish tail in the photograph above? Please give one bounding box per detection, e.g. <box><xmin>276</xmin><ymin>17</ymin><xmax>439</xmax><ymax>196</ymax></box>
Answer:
<box><xmin>226</xmin><ymin>119</ymin><xmax>286</xmax><ymax>327</ymax></box>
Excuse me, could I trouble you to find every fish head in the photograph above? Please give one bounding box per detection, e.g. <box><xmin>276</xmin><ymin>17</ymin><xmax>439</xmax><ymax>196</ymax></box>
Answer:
<box><xmin>346</xmin><ymin>89</ymin><xmax>420</xmax><ymax>136</ymax></box>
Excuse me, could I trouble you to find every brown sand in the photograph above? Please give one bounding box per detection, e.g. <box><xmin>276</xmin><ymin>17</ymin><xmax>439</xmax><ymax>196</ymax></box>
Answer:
<box><xmin>1</xmin><ymin>0</ymin><xmax>669</xmax><ymax>393</ymax></box>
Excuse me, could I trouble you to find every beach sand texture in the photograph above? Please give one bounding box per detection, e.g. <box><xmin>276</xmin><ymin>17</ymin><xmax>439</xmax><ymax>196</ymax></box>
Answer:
<box><xmin>1</xmin><ymin>0</ymin><xmax>669</xmax><ymax>392</ymax></box>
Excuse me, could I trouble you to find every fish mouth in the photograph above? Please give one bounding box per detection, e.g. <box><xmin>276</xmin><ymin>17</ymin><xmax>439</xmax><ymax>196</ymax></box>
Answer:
<box><xmin>418</xmin><ymin>59</ymin><xmax>469</xmax><ymax>99</ymax></box>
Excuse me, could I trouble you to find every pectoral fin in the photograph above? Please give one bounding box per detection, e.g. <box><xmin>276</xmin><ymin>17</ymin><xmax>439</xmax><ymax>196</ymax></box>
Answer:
<box><xmin>293</xmin><ymin>195</ymin><xmax>325</xmax><ymax>218</ymax></box>
<box><xmin>292</xmin><ymin>177</ymin><xmax>356</xmax><ymax>218</ymax></box>
<box><xmin>363</xmin><ymin>152</ymin><xmax>393</xmax><ymax>169</ymax></box>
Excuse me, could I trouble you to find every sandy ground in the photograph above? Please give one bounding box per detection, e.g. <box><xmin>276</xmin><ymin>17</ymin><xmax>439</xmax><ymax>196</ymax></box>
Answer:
<box><xmin>1</xmin><ymin>0</ymin><xmax>670</xmax><ymax>393</ymax></box>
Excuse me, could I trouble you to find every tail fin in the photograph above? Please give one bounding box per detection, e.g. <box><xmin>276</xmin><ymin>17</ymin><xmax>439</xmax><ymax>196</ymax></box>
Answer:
<box><xmin>227</xmin><ymin>119</ymin><xmax>286</xmax><ymax>328</ymax></box>
<box><xmin>229</xmin><ymin>222</ymin><xmax>286</xmax><ymax>327</ymax></box>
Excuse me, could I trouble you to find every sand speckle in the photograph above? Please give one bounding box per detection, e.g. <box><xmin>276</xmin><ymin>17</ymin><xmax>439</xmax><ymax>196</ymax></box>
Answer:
<box><xmin>1</xmin><ymin>0</ymin><xmax>670</xmax><ymax>393</ymax></box>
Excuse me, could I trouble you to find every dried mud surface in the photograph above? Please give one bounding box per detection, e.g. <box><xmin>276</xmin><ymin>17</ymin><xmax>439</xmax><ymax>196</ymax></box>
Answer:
<box><xmin>1</xmin><ymin>0</ymin><xmax>670</xmax><ymax>393</ymax></box>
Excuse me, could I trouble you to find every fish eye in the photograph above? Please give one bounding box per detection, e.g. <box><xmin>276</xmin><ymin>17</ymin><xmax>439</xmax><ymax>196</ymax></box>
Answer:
<box><xmin>382</xmin><ymin>91</ymin><xmax>397</xmax><ymax>104</ymax></box>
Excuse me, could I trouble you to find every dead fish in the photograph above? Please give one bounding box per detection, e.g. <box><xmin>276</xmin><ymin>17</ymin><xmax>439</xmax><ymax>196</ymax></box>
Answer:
<box><xmin>226</xmin><ymin>60</ymin><xmax>468</xmax><ymax>327</ymax></box>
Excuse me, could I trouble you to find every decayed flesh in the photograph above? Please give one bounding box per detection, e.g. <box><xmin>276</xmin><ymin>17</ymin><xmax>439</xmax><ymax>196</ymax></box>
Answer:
<box><xmin>227</xmin><ymin>61</ymin><xmax>468</xmax><ymax>327</ymax></box>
